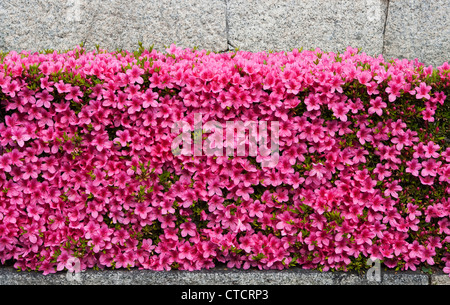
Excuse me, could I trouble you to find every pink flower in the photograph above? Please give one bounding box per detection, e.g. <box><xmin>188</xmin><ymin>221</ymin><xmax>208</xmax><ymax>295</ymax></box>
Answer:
<box><xmin>142</xmin><ymin>89</ymin><xmax>159</xmax><ymax>108</ymax></box>
<box><xmin>11</xmin><ymin>127</ymin><xmax>31</xmax><ymax>147</ymax></box>
<box><xmin>421</xmin><ymin>247</ymin><xmax>436</xmax><ymax>265</ymax></box>
<box><xmin>419</xmin><ymin>176</ymin><xmax>434</xmax><ymax>186</ymax></box>
<box><xmin>126</xmin><ymin>96</ymin><xmax>143</xmax><ymax>114</ymax></box>
<box><xmin>384</xmin><ymin>180</ymin><xmax>402</xmax><ymax>198</ymax></box>
<box><xmin>422</xmin><ymin>108</ymin><xmax>435</xmax><ymax>122</ymax></box>
<box><xmin>114</xmin><ymin>130</ymin><xmax>131</xmax><ymax>147</ymax></box>
<box><xmin>65</xmin><ymin>86</ymin><xmax>83</xmax><ymax>102</ymax></box>
<box><xmin>2</xmin><ymin>80</ymin><xmax>20</xmax><ymax>97</ymax></box>
<box><xmin>134</xmin><ymin>203</ymin><xmax>151</xmax><ymax>219</ymax></box>
<box><xmin>206</xmin><ymin>195</ymin><xmax>223</xmax><ymax>213</ymax></box>
<box><xmin>413</xmin><ymin>143</ymin><xmax>427</xmax><ymax>159</ymax></box>
<box><xmin>352</xmin><ymin>148</ymin><xmax>369</xmax><ymax>164</ymax></box>
<box><xmin>207</xmin><ymin>177</ymin><xmax>223</xmax><ymax>197</ymax></box>
<box><xmin>126</xmin><ymin>65</ymin><xmax>145</xmax><ymax>84</ymax></box>
<box><xmin>434</xmin><ymin>91</ymin><xmax>446</xmax><ymax>105</ymax></box>
<box><xmin>39</xmin><ymin>262</ymin><xmax>56</xmax><ymax>275</ymax></box>
<box><xmin>180</xmin><ymin>222</ymin><xmax>197</xmax><ymax>238</ymax></box>
<box><xmin>415</xmin><ymin>82</ymin><xmax>432</xmax><ymax>100</ymax></box>
<box><xmin>309</xmin><ymin>163</ymin><xmax>327</xmax><ymax>180</ymax></box>
<box><xmin>89</xmin><ymin>233</ymin><xmax>107</xmax><ymax>253</ymax></box>
<box><xmin>177</xmin><ymin>242</ymin><xmax>194</xmax><ymax>260</ymax></box>
<box><xmin>55</xmin><ymin>80</ymin><xmax>71</xmax><ymax>93</ymax></box>
<box><xmin>0</xmin><ymin>154</ymin><xmax>12</xmax><ymax>172</ymax></box>
<box><xmin>304</xmin><ymin>94</ymin><xmax>321</xmax><ymax>111</ymax></box>
<box><xmin>355</xmin><ymin>229</ymin><xmax>375</xmax><ymax>245</ymax></box>
<box><xmin>35</xmin><ymin>90</ymin><xmax>54</xmax><ymax>108</ymax></box>
<box><xmin>439</xmin><ymin>165</ymin><xmax>450</xmax><ymax>183</ymax></box>
<box><xmin>92</xmin><ymin>133</ymin><xmax>112</xmax><ymax>152</ymax></box>
<box><xmin>368</xmin><ymin>97</ymin><xmax>386</xmax><ymax>116</ymax></box>
<box><xmin>357</xmin><ymin>70</ymin><xmax>372</xmax><ymax>85</ymax></box>
<box><xmin>421</xmin><ymin>159</ymin><xmax>441</xmax><ymax>177</ymax></box>
<box><xmin>27</xmin><ymin>203</ymin><xmax>44</xmax><ymax>221</ymax></box>
<box><xmin>385</xmin><ymin>83</ymin><xmax>402</xmax><ymax>102</ymax></box>
<box><xmin>247</xmin><ymin>200</ymin><xmax>265</xmax><ymax>218</ymax></box>
<box><xmin>361</xmin><ymin>177</ymin><xmax>377</xmax><ymax>193</ymax></box>
<box><xmin>366</xmin><ymin>81</ymin><xmax>379</xmax><ymax>95</ymax></box>
<box><xmin>442</xmin><ymin>148</ymin><xmax>450</xmax><ymax>162</ymax></box>
<box><xmin>406</xmin><ymin>159</ymin><xmax>422</xmax><ymax>177</ymax></box>
<box><xmin>286</xmin><ymin>172</ymin><xmax>305</xmax><ymax>188</ymax></box>
<box><xmin>356</xmin><ymin>126</ymin><xmax>373</xmax><ymax>145</ymax></box>
<box><xmin>392</xmin><ymin>239</ymin><xmax>407</xmax><ymax>256</ymax></box>
<box><xmin>424</xmin><ymin>141</ymin><xmax>440</xmax><ymax>159</ymax></box>
<box><xmin>276</xmin><ymin>211</ymin><xmax>294</xmax><ymax>232</ymax></box>
<box><xmin>235</xmin><ymin>185</ymin><xmax>254</xmax><ymax>201</ymax></box>
<box><xmin>408</xmin><ymin>241</ymin><xmax>424</xmax><ymax>259</ymax></box>
<box><xmin>391</xmin><ymin>132</ymin><xmax>413</xmax><ymax>151</ymax></box>
<box><xmin>331</xmin><ymin>102</ymin><xmax>349</xmax><ymax>122</ymax></box>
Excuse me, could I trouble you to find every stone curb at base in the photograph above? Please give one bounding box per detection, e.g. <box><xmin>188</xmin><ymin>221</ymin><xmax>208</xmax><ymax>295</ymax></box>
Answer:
<box><xmin>0</xmin><ymin>267</ymin><xmax>448</xmax><ymax>285</ymax></box>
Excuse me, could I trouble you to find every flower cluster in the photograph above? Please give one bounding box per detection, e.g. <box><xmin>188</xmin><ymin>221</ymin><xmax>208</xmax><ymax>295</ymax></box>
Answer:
<box><xmin>0</xmin><ymin>45</ymin><xmax>449</xmax><ymax>275</ymax></box>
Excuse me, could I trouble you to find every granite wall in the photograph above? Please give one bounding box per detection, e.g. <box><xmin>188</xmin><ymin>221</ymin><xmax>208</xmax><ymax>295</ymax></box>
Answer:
<box><xmin>0</xmin><ymin>0</ymin><xmax>448</xmax><ymax>67</ymax></box>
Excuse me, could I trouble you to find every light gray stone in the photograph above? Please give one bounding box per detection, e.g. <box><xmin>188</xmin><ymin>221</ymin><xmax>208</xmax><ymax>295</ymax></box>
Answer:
<box><xmin>381</xmin><ymin>271</ymin><xmax>429</xmax><ymax>285</ymax></box>
<box><xmin>83</xmin><ymin>0</ymin><xmax>228</xmax><ymax>52</ymax></box>
<box><xmin>227</xmin><ymin>0</ymin><xmax>389</xmax><ymax>57</ymax></box>
<box><xmin>0</xmin><ymin>0</ymin><xmax>228</xmax><ymax>53</ymax></box>
<box><xmin>1</xmin><ymin>0</ymin><xmax>449</xmax><ymax>66</ymax></box>
<box><xmin>431</xmin><ymin>272</ymin><xmax>450</xmax><ymax>285</ymax></box>
<box><xmin>0</xmin><ymin>1</ymin><xmax>87</xmax><ymax>52</ymax></box>
<box><xmin>383</xmin><ymin>0</ymin><xmax>450</xmax><ymax>67</ymax></box>
<box><xmin>0</xmin><ymin>267</ymin><xmax>430</xmax><ymax>285</ymax></box>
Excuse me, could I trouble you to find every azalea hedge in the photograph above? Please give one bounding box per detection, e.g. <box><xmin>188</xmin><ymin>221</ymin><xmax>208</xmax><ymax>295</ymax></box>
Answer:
<box><xmin>0</xmin><ymin>45</ymin><xmax>449</xmax><ymax>275</ymax></box>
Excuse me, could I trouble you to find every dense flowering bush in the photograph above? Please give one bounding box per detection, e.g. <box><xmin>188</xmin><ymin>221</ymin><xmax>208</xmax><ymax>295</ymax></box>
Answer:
<box><xmin>0</xmin><ymin>44</ymin><xmax>449</xmax><ymax>275</ymax></box>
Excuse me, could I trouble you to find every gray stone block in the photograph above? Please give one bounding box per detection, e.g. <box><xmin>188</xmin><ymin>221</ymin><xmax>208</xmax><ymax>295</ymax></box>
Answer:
<box><xmin>381</xmin><ymin>270</ymin><xmax>429</xmax><ymax>285</ymax></box>
<box><xmin>383</xmin><ymin>0</ymin><xmax>450</xmax><ymax>67</ymax></box>
<box><xmin>227</xmin><ymin>0</ymin><xmax>388</xmax><ymax>56</ymax></box>
<box><xmin>83</xmin><ymin>0</ymin><xmax>228</xmax><ymax>52</ymax></box>
<box><xmin>0</xmin><ymin>0</ymin><xmax>228</xmax><ymax>52</ymax></box>
<box><xmin>431</xmin><ymin>272</ymin><xmax>450</xmax><ymax>285</ymax></box>
<box><xmin>0</xmin><ymin>1</ymin><xmax>87</xmax><ymax>52</ymax></box>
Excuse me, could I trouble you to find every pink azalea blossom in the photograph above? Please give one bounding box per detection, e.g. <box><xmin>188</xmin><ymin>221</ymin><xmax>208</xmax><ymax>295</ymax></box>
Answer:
<box><xmin>406</xmin><ymin>159</ymin><xmax>422</xmax><ymax>177</ymax></box>
<box><xmin>368</xmin><ymin>97</ymin><xmax>386</xmax><ymax>116</ymax></box>
<box><xmin>35</xmin><ymin>90</ymin><xmax>54</xmax><ymax>108</ymax></box>
<box><xmin>384</xmin><ymin>180</ymin><xmax>402</xmax><ymax>198</ymax></box>
<box><xmin>421</xmin><ymin>159</ymin><xmax>441</xmax><ymax>177</ymax></box>
<box><xmin>126</xmin><ymin>65</ymin><xmax>145</xmax><ymax>84</ymax></box>
<box><xmin>415</xmin><ymin>82</ymin><xmax>432</xmax><ymax>100</ymax></box>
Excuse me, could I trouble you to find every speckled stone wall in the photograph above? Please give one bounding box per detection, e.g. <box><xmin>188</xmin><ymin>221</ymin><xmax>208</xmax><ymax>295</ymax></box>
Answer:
<box><xmin>0</xmin><ymin>0</ymin><xmax>448</xmax><ymax>66</ymax></box>
<box><xmin>227</xmin><ymin>0</ymin><xmax>388</xmax><ymax>57</ymax></box>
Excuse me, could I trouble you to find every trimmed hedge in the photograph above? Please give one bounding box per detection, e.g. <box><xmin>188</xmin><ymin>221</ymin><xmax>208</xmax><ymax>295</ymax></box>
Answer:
<box><xmin>0</xmin><ymin>45</ymin><xmax>449</xmax><ymax>275</ymax></box>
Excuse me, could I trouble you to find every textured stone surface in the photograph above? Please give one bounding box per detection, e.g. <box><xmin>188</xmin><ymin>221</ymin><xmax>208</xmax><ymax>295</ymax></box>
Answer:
<box><xmin>0</xmin><ymin>0</ymin><xmax>228</xmax><ymax>52</ymax></box>
<box><xmin>0</xmin><ymin>1</ymin><xmax>87</xmax><ymax>52</ymax></box>
<box><xmin>383</xmin><ymin>0</ymin><xmax>450</xmax><ymax>67</ymax></box>
<box><xmin>431</xmin><ymin>272</ymin><xmax>450</xmax><ymax>285</ymax></box>
<box><xmin>83</xmin><ymin>0</ymin><xmax>228</xmax><ymax>52</ymax></box>
<box><xmin>0</xmin><ymin>0</ymin><xmax>449</xmax><ymax>67</ymax></box>
<box><xmin>227</xmin><ymin>0</ymin><xmax>388</xmax><ymax>56</ymax></box>
<box><xmin>0</xmin><ymin>267</ymin><xmax>430</xmax><ymax>285</ymax></box>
